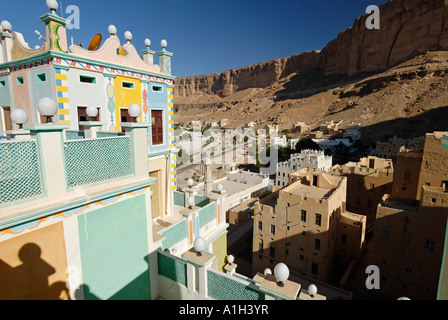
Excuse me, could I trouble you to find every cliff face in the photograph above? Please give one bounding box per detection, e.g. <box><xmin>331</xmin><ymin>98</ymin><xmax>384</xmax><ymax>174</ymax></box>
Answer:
<box><xmin>321</xmin><ymin>0</ymin><xmax>448</xmax><ymax>76</ymax></box>
<box><xmin>174</xmin><ymin>51</ymin><xmax>320</xmax><ymax>98</ymax></box>
<box><xmin>174</xmin><ymin>0</ymin><xmax>448</xmax><ymax>98</ymax></box>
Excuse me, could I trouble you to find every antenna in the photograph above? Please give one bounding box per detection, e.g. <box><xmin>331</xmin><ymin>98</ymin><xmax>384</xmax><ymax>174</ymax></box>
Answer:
<box><xmin>59</xmin><ymin>1</ymin><xmax>64</xmax><ymax>18</ymax></box>
<box><xmin>35</xmin><ymin>30</ymin><xmax>46</xmax><ymax>42</ymax></box>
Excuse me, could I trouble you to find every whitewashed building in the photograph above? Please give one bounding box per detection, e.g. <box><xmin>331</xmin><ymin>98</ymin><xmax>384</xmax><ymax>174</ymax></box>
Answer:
<box><xmin>275</xmin><ymin>149</ymin><xmax>333</xmax><ymax>187</ymax></box>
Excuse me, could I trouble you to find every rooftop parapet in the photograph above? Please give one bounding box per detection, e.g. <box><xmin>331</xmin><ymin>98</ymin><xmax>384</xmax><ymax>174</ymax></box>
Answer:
<box><xmin>0</xmin><ymin>99</ymin><xmax>152</xmax><ymax>230</ymax></box>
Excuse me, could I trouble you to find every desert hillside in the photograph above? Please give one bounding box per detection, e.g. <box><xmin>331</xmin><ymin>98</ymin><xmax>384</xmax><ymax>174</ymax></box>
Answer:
<box><xmin>173</xmin><ymin>0</ymin><xmax>448</xmax><ymax>142</ymax></box>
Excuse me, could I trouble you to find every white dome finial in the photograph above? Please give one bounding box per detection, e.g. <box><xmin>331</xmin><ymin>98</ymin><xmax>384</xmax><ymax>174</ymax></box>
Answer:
<box><xmin>160</xmin><ymin>39</ymin><xmax>167</xmax><ymax>49</ymax></box>
<box><xmin>1</xmin><ymin>20</ymin><xmax>12</xmax><ymax>33</ymax></box>
<box><xmin>46</xmin><ymin>0</ymin><xmax>59</xmax><ymax>13</ymax></box>
<box><xmin>124</xmin><ymin>31</ymin><xmax>133</xmax><ymax>42</ymax></box>
<box><xmin>144</xmin><ymin>38</ymin><xmax>151</xmax><ymax>48</ymax></box>
<box><xmin>108</xmin><ymin>25</ymin><xmax>117</xmax><ymax>36</ymax></box>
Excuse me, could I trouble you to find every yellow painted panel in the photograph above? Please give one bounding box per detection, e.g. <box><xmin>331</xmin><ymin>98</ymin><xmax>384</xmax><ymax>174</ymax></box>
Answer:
<box><xmin>168</xmin><ymin>111</ymin><xmax>174</xmax><ymax>116</ymax></box>
<box><xmin>56</xmin><ymin>86</ymin><xmax>68</xmax><ymax>92</ymax></box>
<box><xmin>57</xmin><ymin>97</ymin><xmax>69</xmax><ymax>103</ymax></box>
<box><xmin>172</xmin><ymin>186</ymin><xmax>177</xmax><ymax>191</ymax></box>
<box><xmin>58</xmin><ymin>109</ymin><xmax>70</xmax><ymax>115</ymax></box>
<box><xmin>114</xmin><ymin>76</ymin><xmax>142</xmax><ymax>132</ymax></box>
<box><xmin>60</xmin><ymin>120</ymin><xmax>71</xmax><ymax>125</ymax></box>
<box><xmin>169</xmin><ymin>128</ymin><xmax>174</xmax><ymax>133</ymax></box>
<box><xmin>55</xmin><ymin>73</ymin><xmax>67</xmax><ymax>81</ymax></box>
<box><xmin>168</xmin><ymin>103</ymin><xmax>174</xmax><ymax>108</ymax></box>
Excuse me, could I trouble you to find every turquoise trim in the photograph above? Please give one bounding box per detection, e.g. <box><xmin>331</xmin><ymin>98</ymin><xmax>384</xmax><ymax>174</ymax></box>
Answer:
<box><xmin>0</xmin><ymin>51</ymin><xmax>176</xmax><ymax>81</ymax></box>
<box><xmin>0</xmin><ymin>178</ymin><xmax>156</xmax><ymax>231</ymax></box>
<box><xmin>39</xmin><ymin>13</ymin><xmax>69</xmax><ymax>25</ymax></box>
<box><xmin>51</xmin><ymin>51</ymin><xmax>176</xmax><ymax>80</ymax></box>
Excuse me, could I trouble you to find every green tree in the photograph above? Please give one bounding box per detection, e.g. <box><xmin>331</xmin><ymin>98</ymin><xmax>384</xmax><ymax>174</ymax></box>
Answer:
<box><xmin>294</xmin><ymin>137</ymin><xmax>321</xmax><ymax>153</ymax></box>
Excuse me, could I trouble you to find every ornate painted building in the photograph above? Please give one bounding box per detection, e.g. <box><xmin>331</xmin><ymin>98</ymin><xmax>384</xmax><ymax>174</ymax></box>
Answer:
<box><xmin>0</xmin><ymin>1</ymin><xmax>323</xmax><ymax>301</ymax></box>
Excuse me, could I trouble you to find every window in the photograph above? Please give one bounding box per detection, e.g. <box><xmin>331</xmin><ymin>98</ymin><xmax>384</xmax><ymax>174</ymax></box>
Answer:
<box><xmin>341</xmin><ymin>234</ymin><xmax>347</xmax><ymax>244</ymax></box>
<box><xmin>369</xmin><ymin>183</ymin><xmax>375</xmax><ymax>192</ymax></box>
<box><xmin>120</xmin><ymin>108</ymin><xmax>133</xmax><ymax>132</ymax></box>
<box><xmin>402</xmin><ymin>232</ymin><xmax>412</xmax><ymax>246</ymax></box>
<box><xmin>80</xmin><ymin>75</ymin><xmax>96</xmax><ymax>84</ymax></box>
<box><xmin>0</xmin><ymin>80</ymin><xmax>6</xmax><ymax>87</ymax></box>
<box><xmin>270</xmin><ymin>244</ymin><xmax>275</xmax><ymax>258</ymax></box>
<box><xmin>151</xmin><ymin>110</ymin><xmax>164</xmax><ymax>145</ymax></box>
<box><xmin>311</xmin><ymin>263</ymin><xmax>318</xmax><ymax>275</ymax></box>
<box><xmin>16</xmin><ymin>77</ymin><xmax>24</xmax><ymax>85</ymax></box>
<box><xmin>299</xmin><ymin>255</ymin><xmax>304</xmax><ymax>261</ymax></box>
<box><xmin>258</xmin><ymin>239</ymin><xmax>263</xmax><ymax>253</ymax></box>
<box><xmin>301</xmin><ymin>210</ymin><xmax>306</xmax><ymax>222</ymax></box>
<box><xmin>122</xmin><ymin>81</ymin><xmax>135</xmax><ymax>89</ymax></box>
<box><xmin>37</xmin><ymin>73</ymin><xmax>46</xmax><ymax>82</ymax></box>
<box><xmin>152</xmin><ymin>85</ymin><xmax>163</xmax><ymax>92</ymax></box>
<box><xmin>2</xmin><ymin>107</ymin><xmax>12</xmax><ymax>133</ymax></box>
<box><xmin>424</xmin><ymin>239</ymin><xmax>435</xmax><ymax>252</ymax></box>
<box><xmin>258</xmin><ymin>221</ymin><xmax>262</xmax><ymax>232</ymax></box>
<box><xmin>315</xmin><ymin>213</ymin><xmax>322</xmax><ymax>227</ymax></box>
<box><xmin>314</xmin><ymin>238</ymin><xmax>321</xmax><ymax>251</ymax></box>
<box><xmin>313</xmin><ymin>175</ymin><xmax>318</xmax><ymax>186</ymax></box>
<box><xmin>270</xmin><ymin>224</ymin><xmax>276</xmax><ymax>236</ymax></box>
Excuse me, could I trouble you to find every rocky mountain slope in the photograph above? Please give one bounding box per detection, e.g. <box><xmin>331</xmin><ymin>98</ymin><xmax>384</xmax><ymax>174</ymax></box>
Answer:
<box><xmin>173</xmin><ymin>0</ymin><xmax>448</xmax><ymax>142</ymax></box>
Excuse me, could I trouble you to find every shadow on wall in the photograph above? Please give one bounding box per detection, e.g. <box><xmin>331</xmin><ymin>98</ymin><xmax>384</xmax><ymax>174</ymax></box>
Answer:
<box><xmin>0</xmin><ymin>243</ymin><xmax>70</xmax><ymax>300</ymax></box>
<box><xmin>0</xmin><ymin>242</ymin><xmax>152</xmax><ymax>300</ymax></box>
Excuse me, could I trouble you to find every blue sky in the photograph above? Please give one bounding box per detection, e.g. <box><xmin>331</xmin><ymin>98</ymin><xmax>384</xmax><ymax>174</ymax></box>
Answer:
<box><xmin>2</xmin><ymin>0</ymin><xmax>387</xmax><ymax>77</ymax></box>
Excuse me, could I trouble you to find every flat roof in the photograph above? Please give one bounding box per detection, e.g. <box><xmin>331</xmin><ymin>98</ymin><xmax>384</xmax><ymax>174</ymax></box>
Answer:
<box><xmin>283</xmin><ymin>183</ymin><xmax>334</xmax><ymax>199</ymax></box>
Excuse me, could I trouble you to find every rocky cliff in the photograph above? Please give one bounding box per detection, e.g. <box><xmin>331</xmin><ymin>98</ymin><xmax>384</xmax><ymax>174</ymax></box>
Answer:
<box><xmin>174</xmin><ymin>0</ymin><xmax>448</xmax><ymax>99</ymax></box>
<box><xmin>173</xmin><ymin>0</ymin><xmax>448</xmax><ymax>141</ymax></box>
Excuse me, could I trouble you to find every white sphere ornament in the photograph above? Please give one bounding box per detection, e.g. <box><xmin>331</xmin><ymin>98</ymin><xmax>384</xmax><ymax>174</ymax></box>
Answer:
<box><xmin>217</xmin><ymin>184</ymin><xmax>224</xmax><ymax>193</ymax></box>
<box><xmin>144</xmin><ymin>38</ymin><xmax>151</xmax><ymax>48</ymax></box>
<box><xmin>264</xmin><ymin>268</ymin><xmax>272</xmax><ymax>276</ymax></box>
<box><xmin>187</xmin><ymin>178</ymin><xmax>194</xmax><ymax>187</ymax></box>
<box><xmin>46</xmin><ymin>0</ymin><xmax>59</xmax><ymax>12</ymax></box>
<box><xmin>37</xmin><ymin>97</ymin><xmax>57</xmax><ymax>123</ymax></box>
<box><xmin>274</xmin><ymin>263</ymin><xmax>289</xmax><ymax>287</ymax></box>
<box><xmin>194</xmin><ymin>237</ymin><xmax>206</xmax><ymax>256</ymax></box>
<box><xmin>128</xmin><ymin>103</ymin><xmax>141</xmax><ymax>121</ymax></box>
<box><xmin>11</xmin><ymin>109</ymin><xmax>28</xmax><ymax>128</ymax></box>
<box><xmin>124</xmin><ymin>31</ymin><xmax>133</xmax><ymax>42</ymax></box>
<box><xmin>227</xmin><ymin>255</ymin><xmax>234</xmax><ymax>265</ymax></box>
<box><xmin>1</xmin><ymin>20</ymin><xmax>12</xmax><ymax>32</ymax></box>
<box><xmin>160</xmin><ymin>39</ymin><xmax>167</xmax><ymax>49</ymax></box>
<box><xmin>86</xmin><ymin>106</ymin><xmax>98</xmax><ymax>119</ymax></box>
<box><xmin>187</xmin><ymin>196</ymin><xmax>195</xmax><ymax>208</ymax></box>
<box><xmin>308</xmin><ymin>284</ymin><xmax>318</xmax><ymax>297</ymax></box>
<box><xmin>397</xmin><ymin>297</ymin><xmax>411</xmax><ymax>300</ymax></box>
<box><xmin>108</xmin><ymin>25</ymin><xmax>117</xmax><ymax>36</ymax></box>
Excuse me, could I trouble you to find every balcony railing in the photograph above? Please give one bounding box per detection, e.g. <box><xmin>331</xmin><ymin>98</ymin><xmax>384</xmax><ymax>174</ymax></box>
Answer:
<box><xmin>0</xmin><ymin>140</ymin><xmax>43</xmax><ymax>204</ymax></box>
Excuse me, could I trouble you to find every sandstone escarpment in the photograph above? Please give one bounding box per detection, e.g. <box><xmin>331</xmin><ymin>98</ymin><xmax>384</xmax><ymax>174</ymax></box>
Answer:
<box><xmin>174</xmin><ymin>0</ymin><xmax>448</xmax><ymax>99</ymax></box>
<box><xmin>174</xmin><ymin>51</ymin><xmax>320</xmax><ymax>98</ymax></box>
<box><xmin>321</xmin><ymin>0</ymin><xmax>448</xmax><ymax>76</ymax></box>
